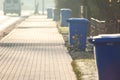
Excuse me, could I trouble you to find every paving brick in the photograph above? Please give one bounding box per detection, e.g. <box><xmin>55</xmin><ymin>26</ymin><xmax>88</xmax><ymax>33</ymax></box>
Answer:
<box><xmin>0</xmin><ymin>15</ymin><xmax>76</xmax><ymax>80</ymax></box>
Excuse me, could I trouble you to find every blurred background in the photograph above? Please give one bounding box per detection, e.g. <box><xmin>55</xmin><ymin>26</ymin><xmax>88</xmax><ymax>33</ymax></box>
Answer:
<box><xmin>0</xmin><ymin>0</ymin><xmax>55</xmax><ymax>11</ymax></box>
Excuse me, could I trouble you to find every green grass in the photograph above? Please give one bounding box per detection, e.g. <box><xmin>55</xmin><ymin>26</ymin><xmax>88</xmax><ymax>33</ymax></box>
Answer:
<box><xmin>57</xmin><ymin>26</ymin><xmax>69</xmax><ymax>35</ymax></box>
<box><xmin>71</xmin><ymin>59</ymin><xmax>97</xmax><ymax>80</ymax></box>
<box><xmin>71</xmin><ymin>60</ymin><xmax>82</xmax><ymax>80</ymax></box>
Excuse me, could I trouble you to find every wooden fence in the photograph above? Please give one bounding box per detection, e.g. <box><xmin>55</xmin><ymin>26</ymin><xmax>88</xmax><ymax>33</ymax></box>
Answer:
<box><xmin>90</xmin><ymin>18</ymin><xmax>120</xmax><ymax>36</ymax></box>
<box><xmin>90</xmin><ymin>18</ymin><xmax>106</xmax><ymax>36</ymax></box>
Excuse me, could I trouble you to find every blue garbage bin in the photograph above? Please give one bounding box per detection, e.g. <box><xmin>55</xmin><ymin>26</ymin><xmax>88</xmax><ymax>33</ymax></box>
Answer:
<box><xmin>67</xmin><ymin>18</ymin><xmax>89</xmax><ymax>50</ymax></box>
<box><xmin>47</xmin><ymin>8</ymin><xmax>53</xmax><ymax>19</ymax></box>
<box><xmin>89</xmin><ymin>34</ymin><xmax>120</xmax><ymax>80</ymax></box>
<box><xmin>60</xmin><ymin>8</ymin><xmax>72</xmax><ymax>27</ymax></box>
<box><xmin>53</xmin><ymin>8</ymin><xmax>59</xmax><ymax>21</ymax></box>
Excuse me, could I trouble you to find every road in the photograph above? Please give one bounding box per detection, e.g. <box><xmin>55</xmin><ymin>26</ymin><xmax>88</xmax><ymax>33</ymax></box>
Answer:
<box><xmin>0</xmin><ymin>10</ymin><xmax>33</xmax><ymax>38</ymax></box>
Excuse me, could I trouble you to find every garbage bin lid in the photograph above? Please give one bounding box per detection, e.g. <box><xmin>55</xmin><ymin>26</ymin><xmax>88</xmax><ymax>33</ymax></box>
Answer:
<box><xmin>47</xmin><ymin>8</ymin><xmax>53</xmax><ymax>9</ymax></box>
<box><xmin>89</xmin><ymin>34</ymin><xmax>120</xmax><ymax>44</ymax></box>
<box><xmin>61</xmin><ymin>8</ymin><xmax>71</xmax><ymax>11</ymax></box>
<box><xmin>98</xmin><ymin>34</ymin><xmax>120</xmax><ymax>38</ymax></box>
<box><xmin>67</xmin><ymin>18</ymin><xmax>89</xmax><ymax>23</ymax></box>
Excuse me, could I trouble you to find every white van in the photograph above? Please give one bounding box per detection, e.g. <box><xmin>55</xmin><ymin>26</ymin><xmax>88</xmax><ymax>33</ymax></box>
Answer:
<box><xmin>3</xmin><ymin>0</ymin><xmax>21</xmax><ymax>16</ymax></box>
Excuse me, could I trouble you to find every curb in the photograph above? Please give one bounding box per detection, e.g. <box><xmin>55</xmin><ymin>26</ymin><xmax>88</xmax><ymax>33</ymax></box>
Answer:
<box><xmin>0</xmin><ymin>16</ymin><xmax>29</xmax><ymax>39</ymax></box>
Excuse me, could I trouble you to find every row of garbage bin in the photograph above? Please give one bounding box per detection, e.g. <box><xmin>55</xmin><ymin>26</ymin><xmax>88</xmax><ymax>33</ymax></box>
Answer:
<box><xmin>47</xmin><ymin>8</ymin><xmax>72</xmax><ymax>26</ymax></box>
<box><xmin>47</xmin><ymin>8</ymin><xmax>120</xmax><ymax>80</ymax></box>
<box><xmin>47</xmin><ymin>8</ymin><xmax>89</xmax><ymax>51</ymax></box>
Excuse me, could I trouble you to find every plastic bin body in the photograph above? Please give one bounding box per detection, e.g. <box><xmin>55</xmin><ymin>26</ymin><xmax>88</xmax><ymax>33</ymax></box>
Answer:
<box><xmin>67</xmin><ymin>18</ymin><xmax>89</xmax><ymax>50</ymax></box>
<box><xmin>60</xmin><ymin>8</ymin><xmax>71</xmax><ymax>27</ymax></box>
<box><xmin>47</xmin><ymin>8</ymin><xmax>53</xmax><ymax>19</ymax></box>
<box><xmin>53</xmin><ymin>8</ymin><xmax>59</xmax><ymax>21</ymax></box>
<box><xmin>89</xmin><ymin>34</ymin><xmax>120</xmax><ymax>80</ymax></box>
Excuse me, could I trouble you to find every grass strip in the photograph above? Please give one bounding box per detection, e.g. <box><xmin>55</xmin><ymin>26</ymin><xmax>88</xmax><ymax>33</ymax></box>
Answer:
<box><xmin>71</xmin><ymin>60</ymin><xmax>82</xmax><ymax>80</ymax></box>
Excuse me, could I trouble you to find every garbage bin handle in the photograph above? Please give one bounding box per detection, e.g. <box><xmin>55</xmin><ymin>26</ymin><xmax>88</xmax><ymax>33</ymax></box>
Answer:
<box><xmin>88</xmin><ymin>37</ymin><xmax>94</xmax><ymax>44</ymax></box>
<box><xmin>67</xmin><ymin>19</ymin><xmax>70</xmax><ymax>22</ymax></box>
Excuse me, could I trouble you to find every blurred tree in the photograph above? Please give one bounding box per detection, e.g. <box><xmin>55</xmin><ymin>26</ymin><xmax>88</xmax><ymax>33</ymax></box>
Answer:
<box><xmin>85</xmin><ymin>0</ymin><xmax>100</xmax><ymax>19</ymax></box>
<box><xmin>55</xmin><ymin>0</ymin><xmax>120</xmax><ymax>33</ymax></box>
<box><xmin>55</xmin><ymin>0</ymin><xmax>80</xmax><ymax>17</ymax></box>
<box><xmin>95</xmin><ymin>0</ymin><xmax>120</xmax><ymax>33</ymax></box>
<box><xmin>55</xmin><ymin>0</ymin><xmax>100</xmax><ymax>19</ymax></box>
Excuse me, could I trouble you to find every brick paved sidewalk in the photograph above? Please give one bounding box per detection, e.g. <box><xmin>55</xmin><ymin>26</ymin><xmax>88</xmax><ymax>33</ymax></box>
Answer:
<box><xmin>0</xmin><ymin>15</ymin><xmax>76</xmax><ymax>80</ymax></box>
